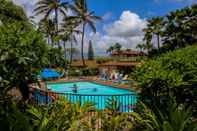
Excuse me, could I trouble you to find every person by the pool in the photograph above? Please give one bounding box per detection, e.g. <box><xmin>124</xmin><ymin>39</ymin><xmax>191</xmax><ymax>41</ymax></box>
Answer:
<box><xmin>72</xmin><ymin>84</ymin><xmax>78</xmax><ymax>93</ymax></box>
<box><xmin>93</xmin><ymin>88</ymin><xmax>97</xmax><ymax>92</ymax></box>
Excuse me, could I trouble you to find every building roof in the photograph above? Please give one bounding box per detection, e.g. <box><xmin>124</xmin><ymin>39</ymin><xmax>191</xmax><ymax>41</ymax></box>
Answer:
<box><xmin>111</xmin><ymin>50</ymin><xmax>145</xmax><ymax>56</ymax></box>
<box><xmin>99</xmin><ymin>61</ymin><xmax>141</xmax><ymax>67</ymax></box>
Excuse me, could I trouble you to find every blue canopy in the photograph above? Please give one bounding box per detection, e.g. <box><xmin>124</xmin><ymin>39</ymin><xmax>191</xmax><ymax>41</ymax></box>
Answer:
<box><xmin>40</xmin><ymin>68</ymin><xmax>61</xmax><ymax>79</ymax></box>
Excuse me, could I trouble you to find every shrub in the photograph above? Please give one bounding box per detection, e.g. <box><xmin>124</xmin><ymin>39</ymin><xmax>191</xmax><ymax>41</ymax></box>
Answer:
<box><xmin>81</xmin><ymin>68</ymin><xmax>99</xmax><ymax>76</ymax></box>
<box><xmin>68</xmin><ymin>68</ymin><xmax>99</xmax><ymax>76</ymax></box>
<box><xmin>133</xmin><ymin>45</ymin><xmax>197</xmax><ymax>114</ymax></box>
<box><xmin>132</xmin><ymin>96</ymin><xmax>197</xmax><ymax>131</ymax></box>
<box><xmin>0</xmin><ymin>23</ymin><xmax>49</xmax><ymax>99</ymax></box>
<box><xmin>48</xmin><ymin>47</ymin><xmax>66</xmax><ymax>68</ymax></box>
<box><xmin>68</xmin><ymin>68</ymin><xmax>82</xmax><ymax>76</ymax></box>
<box><xmin>95</xmin><ymin>57</ymin><xmax>113</xmax><ymax>64</ymax></box>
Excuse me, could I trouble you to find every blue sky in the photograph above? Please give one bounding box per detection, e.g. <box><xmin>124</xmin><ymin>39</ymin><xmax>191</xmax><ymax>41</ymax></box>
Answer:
<box><xmin>13</xmin><ymin>0</ymin><xmax>196</xmax><ymax>55</ymax></box>
<box><xmin>87</xmin><ymin>0</ymin><xmax>195</xmax><ymax>32</ymax></box>
<box><xmin>85</xmin><ymin>0</ymin><xmax>195</xmax><ymax>55</ymax></box>
<box><xmin>87</xmin><ymin>0</ymin><xmax>194</xmax><ymax>18</ymax></box>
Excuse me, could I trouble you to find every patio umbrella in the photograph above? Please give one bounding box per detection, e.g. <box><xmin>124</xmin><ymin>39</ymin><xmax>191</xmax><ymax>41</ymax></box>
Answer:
<box><xmin>40</xmin><ymin>68</ymin><xmax>61</xmax><ymax>79</ymax></box>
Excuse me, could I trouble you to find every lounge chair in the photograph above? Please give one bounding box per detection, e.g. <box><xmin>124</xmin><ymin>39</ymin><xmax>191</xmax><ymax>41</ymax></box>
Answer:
<box><xmin>122</xmin><ymin>75</ymin><xmax>128</xmax><ymax>81</ymax></box>
<box><xmin>121</xmin><ymin>75</ymin><xmax>130</xmax><ymax>84</ymax></box>
<box><xmin>112</xmin><ymin>73</ymin><xmax>121</xmax><ymax>83</ymax></box>
<box><xmin>58</xmin><ymin>70</ymin><xmax>65</xmax><ymax>78</ymax></box>
<box><xmin>100</xmin><ymin>73</ymin><xmax>106</xmax><ymax>80</ymax></box>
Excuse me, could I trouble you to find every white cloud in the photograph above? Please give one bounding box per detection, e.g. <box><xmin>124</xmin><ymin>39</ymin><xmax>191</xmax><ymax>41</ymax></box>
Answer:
<box><xmin>12</xmin><ymin>0</ymin><xmax>38</xmax><ymax>16</ymax></box>
<box><xmin>102</xmin><ymin>12</ymin><xmax>113</xmax><ymax>21</ymax></box>
<box><xmin>12</xmin><ymin>0</ymin><xmax>42</xmax><ymax>23</ymax></box>
<box><xmin>12</xmin><ymin>0</ymin><xmax>67</xmax><ymax>24</ymax></box>
<box><xmin>86</xmin><ymin>11</ymin><xmax>147</xmax><ymax>56</ymax></box>
<box><xmin>10</xmin><ymin>1</ymin><xmax>147</xmax><ymax>56</ymax></box>
<box><xmin>191</xmin><ymin>0</ymin><xmax>197</xmax><ymax>4</ymax></box>
<box><xmin>104</xmin><ymin>11</ymin><xmax>146</xmax><ymax>37</ymax></box>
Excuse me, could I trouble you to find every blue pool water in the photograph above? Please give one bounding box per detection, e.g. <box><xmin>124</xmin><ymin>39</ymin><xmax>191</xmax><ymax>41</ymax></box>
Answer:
<box><xmin>47</xmin><ymin>82</ymin><xmax>137</xmax><ymax>112</ymax></box>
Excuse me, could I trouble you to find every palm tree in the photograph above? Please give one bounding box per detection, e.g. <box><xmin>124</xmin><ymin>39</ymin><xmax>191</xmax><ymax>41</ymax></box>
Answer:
<box><xmin>136</xmin><ymin>43</ymin><xmax>144</xmax><ymax>52</ymax></box>
<box><xmin>113</xmin><ymin>43</ymin><xmax>122</xmax><ymax>52</ymax></box>
<box><xmin>106</xmin><ymin>46</ymin><xmax>114</xmax><ymax>55</ymax></box>
<box><xmin>148</xmin><ymin>17</ymin><xmax>164</xmax><ymax>51</ymax></box>
<box><xmin>34</xmin><ymin>0</ymin><xmax>68</xmax><ymax>47</ymax></box>
<box><xmin>70</xmin><ymin>0</ymin><xmax>101</xmax><ymax>66</ymax></box>
<box><xmin>61</xmin><ymin>16</ymin><xmax>81</xmax><ymax>65</ymax></box>
<box><xmin>38</xmin><ymin>18</ymin><xmax>56</xmax><ymax>46</ymax></box>
<box><xmin>143</xmin><ymin>28</ymin><xmax>153</xmax><ymax>53</ymax></box>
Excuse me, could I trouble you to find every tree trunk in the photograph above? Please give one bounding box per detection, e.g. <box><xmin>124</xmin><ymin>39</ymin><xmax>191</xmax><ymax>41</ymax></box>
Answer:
<box><xmin>70</xmin><ymin>40</ymin><xmax>73</xmax><ymax>66</ymax></box>
<box><xmin>157</xmin><ymin>34</ymin><xmax>160</xmax><ymax>51</ymax></box>
<box><xmin>51</xmin><ymin>36</ymin><xmax>54</xmax><ymax>47</ymax></box>
<box><xmin>81</xmin><ymin>23</ymin><xmax>86</xmax><ymax>66</ymax></box>
<box><xmin>47</xmin><ymin>36</ymin><xmax>50</xmax><ymax>45</ymax></box>
<box><xmin>19</xmin><ymin>80</ymin><xmax>29</xmax><ymax>101</ymax></box>
<box><xmin>55</xmin><ymin>9</ymin><xmax>60</xmax><ymax>48</ymax></box>
<box><xmin>63</xmin><ymin>41</ymin><xmax>66</xmax><ymax>59</ymax></box>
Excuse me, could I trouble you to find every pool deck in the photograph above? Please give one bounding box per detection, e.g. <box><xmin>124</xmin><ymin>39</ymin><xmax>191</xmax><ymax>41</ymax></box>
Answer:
<box><xmin>35</xmin><ymin>76</ymin><xmax>139</xmax><ymax>93</ymax></box>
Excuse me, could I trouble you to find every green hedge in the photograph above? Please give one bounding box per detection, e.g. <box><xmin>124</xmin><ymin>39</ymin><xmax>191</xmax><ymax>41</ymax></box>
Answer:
<box><xmin>68</xmin><ymin>68</ymin><xmax>99</xmax><ymax>76</ymax></box>
<box><xmin>133</xmin><ymin>45</ymin><xmax>197</xmax><ymax>113</ymax></box>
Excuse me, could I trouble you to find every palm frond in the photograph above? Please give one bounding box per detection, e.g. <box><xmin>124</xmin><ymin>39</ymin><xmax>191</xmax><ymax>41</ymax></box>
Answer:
<box><xmin>87</xmin><ymin>20</ymin><xmax>96</xmax><ymax>33</ymax></box>
<box><xmin>34</xmin><ymin>8</ymin><xmax>49</xmax><ymax>16</ymax></box>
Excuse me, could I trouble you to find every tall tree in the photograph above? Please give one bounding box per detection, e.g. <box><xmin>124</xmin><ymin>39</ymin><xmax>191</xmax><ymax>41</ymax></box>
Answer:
<box><xmin>144</xmin><ymin>17</ymin><xmax>164</xmax><ymax>51</ymax></box>
<box><xmin>87</xmin><ymin>40</ymin><xmax>94</xmax><ymax>60</ymax></box>
<box><xmin>0</xmin><ymin>23</ymin><xmax>49</xmax><ymax>100</ymax></box>
<box><xmin>38</xmin><ymin>18</ymin><xmax>56</xmax><ymax>46</ymax></box>
<box><xmin>136</xmin><ymin>43</ymin><xmax>144</xmax><ymax>52</ymax></box>
<box><xmin>143</xmin><ymin>4</ymin><xmax>197</xmax><ymax>55</ymax></box>
<box><xmin>151</xmin><ymin>17</ymin><xmax>164</xmax><ymax>50</ymax></box>
<box><xmin>113</xmin><ymin>43</ymin><xmax>122</xmax><ymax>52</ymax></box>
<box><xmin>61</xmin><ymin>16</ymin><xmax>81</xmax><ymax>65</ymax></box>
<box><xmin>106</xmin><ymin>46</ymin><xmax>114</xmax><ymax>55</ymax></box>
<box><xmin>70</xmin><ymin>0</ymin><xmax>101</xmax><ymax>66</ymax></box>
<box><xmin>34</xmin><ymin>0</ymin><xmax>68</xmax><ymax>47</ymax></box>
<box><xmin>0</xmin><ymin>0</ymin><xmax>31</xmax><ymax>29</ymax></box>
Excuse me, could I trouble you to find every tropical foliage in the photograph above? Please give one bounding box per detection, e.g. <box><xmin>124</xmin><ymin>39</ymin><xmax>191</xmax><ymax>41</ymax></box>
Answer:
<box><xmin>106</xmin><ymin>43</ymin><xmax>122</xmax><ymax>54</ymax></box>
<box><xmin>0</xmin><ymin>97</ymin><xmax>136</xmax><ymax>131</ymax></box>
<box><xmin>132</xmin><ymin>96</ymin><xmax>197</xmax><ymax>131</ymax></box>
<box><xmin>133</xmin><ymin>45</ymin><xmax>197</xmax><ymax>115</ymax></box>
<box><xmin>70</xmin><ymin>0</ymin><xmax>101</xmax><ymax>66</ymax></box>
<box><xmin>38</xmin><ymin>18</ymin><xmax>56</xmax><ymax>46</ymax></box>
<box><xmin>34</xmin><ymin>0</ymin><xmax>68</xmax><ymax>48</ymax></box>
<box><xmin>48</xmin><ymin>47</ymin><xmax>65</xmax><ymax>67</ymax></box>
<box><xmin>142</xmin><ymin>4</ymin><xmax>197</xmax><ymax>55</ymax></box>
<box><xmin>0</xmin><ymin>23</ymin><xmax>49</xmax><ymax>99</ymax></box>
<box><xmin>0</xmin><ymin>0</ymin><xmax>29</xmax><ymax>25</ymax></box>
<box><xmin>0</xmin><ymin>0</ymin><xmax>196</xmax><ymax>131</ymax></box>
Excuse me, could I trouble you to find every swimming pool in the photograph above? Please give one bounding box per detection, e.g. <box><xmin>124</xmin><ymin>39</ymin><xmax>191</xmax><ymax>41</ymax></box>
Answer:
<box><xmin>47</xmin><ymin>82</ymin><xmax>138</xmax><ymax>112</ymax></box>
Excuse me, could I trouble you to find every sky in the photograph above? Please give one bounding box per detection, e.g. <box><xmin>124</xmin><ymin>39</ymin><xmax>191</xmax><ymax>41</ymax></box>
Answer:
<box><xmin>12</xmin><ymin>0</ymin><xmax>197</xmax><ymax>56</ymax></box>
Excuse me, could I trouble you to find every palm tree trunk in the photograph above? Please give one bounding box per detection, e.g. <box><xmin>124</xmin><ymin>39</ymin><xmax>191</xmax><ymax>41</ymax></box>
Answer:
<box><xmin>55</xmin><ymin>8</ymin><xmax>60</xmax><ymax>48</ymax></box>
<box><xmin>63</xmin><ymin>41</ymin><xmax>66</xmax><ymax>59</ymax></box>
<box><xmin>47</xmin><ymin>36</ymin><xmax>50</xmax><ymax>45</ymax></box>
<box><xmin>70</xmin><ymin>40</ymin><xmax>73</xmax><ymax>66</ymax></box>
<box><xmin>81</xmin><ymin>23</ymin><xmax>86</xmax><ymax>66</ymax></box>
<box><xmin>157</xmin><ymin>34</ymin><xmax>160</xmax><ymax>51</ymax></box>
<box><xmin>51</xmin><ymin>36</ymin><xmax>54</xmax><ymax>47</ymax></box>
<box><xmin>146</xmin><ymin>41</ymin><xmax>150</xmax><ymax>54</ymax></box>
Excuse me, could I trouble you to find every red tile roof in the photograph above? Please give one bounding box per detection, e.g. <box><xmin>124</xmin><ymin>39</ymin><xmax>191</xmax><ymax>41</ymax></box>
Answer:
<box><xmin>99</xmin><ymin>61</ymin><xmax>141</xmax><ymax>67</ymax></box>
<box><xmin>111</xmin><ymin>51</ymin><xmax>145</xmax><ymax>56</ymax></box>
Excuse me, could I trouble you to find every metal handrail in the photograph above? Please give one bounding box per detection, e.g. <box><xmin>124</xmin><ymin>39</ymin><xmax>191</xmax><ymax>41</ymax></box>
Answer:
<box><xmin>33</xmin><ymin>87</ymin><xmax>138</xmax><ymax>112</ymax></box>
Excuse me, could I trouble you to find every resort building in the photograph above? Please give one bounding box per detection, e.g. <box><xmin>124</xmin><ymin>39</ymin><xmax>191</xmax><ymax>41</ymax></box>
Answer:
<box><xmin>111</xmin><ymin>50</ymin><xmax>145</xmax><ymax>57</ymax></box>
<box><xmin>99</xmin><ymin>61</ymin><xmax>141</xmax><ymax>75</ymax></box>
